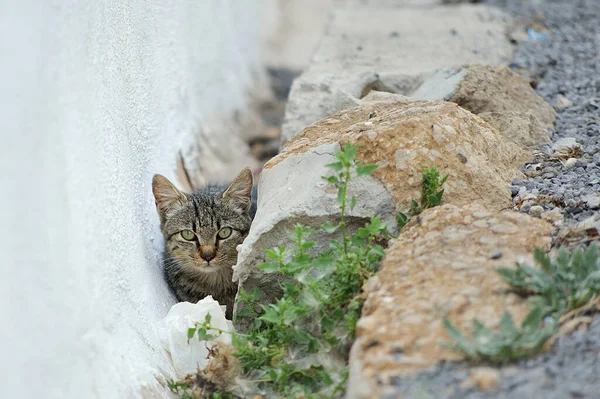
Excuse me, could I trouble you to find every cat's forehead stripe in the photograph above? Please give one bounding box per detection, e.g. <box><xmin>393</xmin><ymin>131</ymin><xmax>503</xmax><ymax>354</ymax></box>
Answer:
<box><xmin>191</xmin><ymin>193</ymin><xmax>219</xmax><ymax>228</ymax></box>
<box><xmin>207</xmin><ymin>196</ymin><xmax>213</xmax><ymax>227</ymax></box>
<box><xmin>192</xmin><ymin>196</ymin><xmax>201</xmax><ymax>225</ymax></box>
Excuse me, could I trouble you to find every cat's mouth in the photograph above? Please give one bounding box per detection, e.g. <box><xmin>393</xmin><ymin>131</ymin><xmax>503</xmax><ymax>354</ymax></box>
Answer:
<box><xmin>193</xmin><ymin>258</ymin><xmax>221</xmax><ymax>271</ymax></box>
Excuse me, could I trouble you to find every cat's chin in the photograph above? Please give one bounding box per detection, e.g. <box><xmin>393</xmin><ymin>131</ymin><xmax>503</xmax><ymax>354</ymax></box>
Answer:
<box><xmin>194</xmin><ymin>261</ymin><xmax>222</xmax><ymax>273</ymax></box>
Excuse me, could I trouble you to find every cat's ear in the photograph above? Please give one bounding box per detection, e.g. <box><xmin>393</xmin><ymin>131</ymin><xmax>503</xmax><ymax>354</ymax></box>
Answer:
<box><xmin>222</xmin><ymin>167</ymin><xmax>253</xmax><ymax>213</ymax></box>
<box><xmin>152</xmin><ymin>174</ymin><xmax>188</xmax><ymax>221</ymax></box>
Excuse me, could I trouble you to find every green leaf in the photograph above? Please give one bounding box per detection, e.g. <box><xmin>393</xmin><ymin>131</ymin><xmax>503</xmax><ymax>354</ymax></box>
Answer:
<box><xmin>367</xmin><ymin>246</ymin><xmax>385</xmax><ymax>261</ymax></box>
<box><xmin>258</xmin><ymin>262</ymin><xmax>280</xmax><ymax>273</ymax></box>
<box><xmin>236</xmin><ymin>306</ymin><xmax>252</xmax><ymax>318</ymax></box>
<box><xmin>320</xmin><ymin>370</ymin><xmax>334</xmax><ymax>385</ymax></box>
<box><xmin>336</xmin><ymin>187</ymin><xmax>345</xmax><ymax>204</ymax></box>
<box><xmin>258</xmin><ymin>307</ymin><xmax>280</xmax><ymax>324</ymax></box>
<box><xmin>499</xmin><ymin>312</ymin><xmax>517</xmax><ymax>335</ymax></box>
<box><xmin>300</xmin><ymin>240</ymin><xmax>315</xmax><ymax>251</ymax></box>
<box><xmin>519</xmin><ymin>264</ymin><xmax>555</xmax><ymax>292</ymax></box>
<box><xmin>196</xmin><ymin>328</ymin><xmax>216</xmax><ymax>341</ymax></box>
<box><xmin>367</xmin><ymin>216</ymin><xmax>384</xmax><ymax>230</ymax></box>
<box><xmin>442</xmin><ymin>318</ymin><xmax>476</xmax><ymax>358</ymax></box>
<box><xmin>187</xmin><ymin>327</ymin><xmax>196</xmax><ymax>341</ymax></box>
<box><xmin>314</xmin><ymin>252</ymin><xmax>334</xmax><ymax>268</ymax></box>
<box><xmin>350</xmin><ymin>195</ymin><xmax>357</xmax><ymax>210</ymax></box>
<box><xmin>321</xmin><ymin>221</ymin><xmax>339</xmax><ymax>233</ymax></box>
<box><xmin>356</xmin><ymin>227</ymin><xmax>369</xmax><ymax>239</ymax></box>
<box><xmin>265</xmin><ymin>248</ymin><xmax>281</xmax><ymax>260</ymax></box>
<box><xmin>396</xmin><ymin>212</ymin><xmax>409</xmax><ymax>227</ymax></box>
<box><xmin>496</xmin><ymin>267</ymin><xmax>518</xmax><ymax>281</ymax></box>
<box><xmin>325</xmin><ymin>162</ymin><xmax>344</xmax><ymax>171</ymax></box>
<box><xmin>267</xmin><ymin>368</ymin><xmax>278</xmax><ymax>381</ymax></box>
<box><xmin>533</xmin><ymin>248</ymin><xmax>552</xmax><ymax>273</ymax></box>
<box><xmin>472</xmin><ymin>319</ymin><xmax>488</xmax><ymax>335</ymax></box>
<box><xmin>344</xmin><ymin>142</ymin><xmax>358</xmax><ymax>162</ymax></box>
<box><xmin>282</xmin><ymin>307</ymin><xmax>299</xmax><ymax>325</ymax></box>
<box><xmin>434</xmin><ymin>189</ymin><xmax>445</xmax><ymax>204</ymax></box>
<box><xmin>356</xmin><ymin>164</ymin><xmax>378</xmax><ymax>176</ymax></box>
<box><xmin>521</xmin><ymin>306</ymin><xmax>543</xmax><ymax>332</ymax></box>
<box><xmin>286</xmin><ymin>260</ymin><xmax>309</xmax><ymax>274</ymax></box>
<box><xmin>410</xmin><ymin>199</ymin><xmax>422</xmax><ymax>215</ymax></box>
<box><xmin>323</xmin><ymin>175</ymin><xmax>339</xmax><ymax>184</ymax></box>
<box><xmin>250</xmin><ymin>287</ymin><xmax>261</xmax><ymax>301</ymax></box>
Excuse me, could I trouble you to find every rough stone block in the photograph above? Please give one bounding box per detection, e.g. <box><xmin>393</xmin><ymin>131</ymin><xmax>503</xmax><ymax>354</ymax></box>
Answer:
<box><xmin>233</xmin><ymin>100</ymin><xmax>529</xmax><ymax>330</ymax></box>
<box><xmin>346</xmin><ymin>204</ymin><xmax>553</xmax><ymax>399</ymax></box>
<box><xmin>412</xmin><ymin>65</ymin><xmax>556</xmax><ymax>148</ymax></box>
<box><xmin>232</xmin><ymin>141</ymin><xmax>398</xmax><ymax>331</ymax></box>
<box><xmin>281</xmin><ymin>101</ymin><xmax>527</xmax><ymax>212</ymax></box>
<box><xmin>281</xmin><ymin>5</ymin><xmax>514</xmax><ymax>142</ymax></box>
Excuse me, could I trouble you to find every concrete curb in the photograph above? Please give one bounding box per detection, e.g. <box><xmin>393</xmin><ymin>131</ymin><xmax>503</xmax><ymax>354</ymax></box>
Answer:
<box><xmin>281</xmin><ymin>3</ymin><xmax>513</xmax><ymax>143</ymax></box>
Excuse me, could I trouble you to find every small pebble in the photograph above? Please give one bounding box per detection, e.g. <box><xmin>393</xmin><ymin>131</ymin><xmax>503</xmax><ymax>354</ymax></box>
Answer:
<box><xmin>520</xmin><ymin>202</ymin><xmax>532</xmax><ymax>213</ymax></box>
<box><xmin>555</xmin><ymin>94</ymin><xmax>573</xmax><ymax>110</ymax></box>
<box><xmin>565</xmin><ymin>158</ymin><xmax>578</xmax><ymax>168</ymax></box>
<box><xmin>541</xmin><ymin>209</ymin><xmax>564</xmax><ymax>225</ymax></box>
<box><xmin>489</xmin><ymin>250</ymin><xmax>503</xmax><ymax>259</ymax></box>
<box><xmin>552</xmin><ymin>137</ymin><xmax>580</xmax><ymax>153</ymax></box>
<box><xmin>529</xmin><ymin>205</ymin><xmax>544</xmax><ymax>218</ymax></box>
<box><xmin>584</xmin><ymin>194</ymin><xmax>600</xmax><ymax>209</ymax></box>
<box><xmin>467</xmin><ymin>367</ymin><xmax>500</xmax><ymax>391</ymax></box>
<box><xmin>586</xmin><ymin>163</ymin><xmax>598</xmax><ymax>171</ymax></box>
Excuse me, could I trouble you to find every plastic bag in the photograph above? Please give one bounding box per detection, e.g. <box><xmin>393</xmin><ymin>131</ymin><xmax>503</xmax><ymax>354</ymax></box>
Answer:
<box><xmin>160</xmin><ymin>296</ymin><xmax>233</xmax><ymax>377</ymax></box>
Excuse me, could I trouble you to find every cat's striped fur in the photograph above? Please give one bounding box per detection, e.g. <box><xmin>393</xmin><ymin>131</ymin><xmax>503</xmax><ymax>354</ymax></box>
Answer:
<box><xmin>152</xmin><ymin>168</ymin><xmax>256</xmax><ymax>319</ymax></box>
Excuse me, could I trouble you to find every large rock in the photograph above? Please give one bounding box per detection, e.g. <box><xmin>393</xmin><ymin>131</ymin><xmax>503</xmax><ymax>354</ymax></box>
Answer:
<box><xmin>232</xmin><ymin>140</ymin><xmax>398</xmax><ymax>331</ymax></box>
<box><xmin>233</xmin><ymin>100</ymin><xmax>528</xmax><ymax>329</ymax></box>
<box><xmin>346</xmin><ymin>204</ymin><xmax>553</xmax><ymax>399</ymax></box>
<box><xmin>412</xmin><ymin>65</ymin><xmax>556</xmax><ymax>148</ymax></box>
<box><xmin>278</xmin><ymin>101</ymin><xmax>527</xmax><ymax>212</ymax></box>
<box><xmin>478</xmin><ymin>111</ymin><xmax>547</xmax><ymax>149</ymax></box>
<box><xmin>281</xmin><ymin>5</ymin><xmax>514</xmax><ymax>142</ymax></box>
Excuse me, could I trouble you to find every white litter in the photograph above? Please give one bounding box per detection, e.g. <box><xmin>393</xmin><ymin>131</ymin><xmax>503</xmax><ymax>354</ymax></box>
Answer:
<box><xmin>160</xmin><ymin>296</ymin><xmax>233</xmax><ymax>377</ymax></box>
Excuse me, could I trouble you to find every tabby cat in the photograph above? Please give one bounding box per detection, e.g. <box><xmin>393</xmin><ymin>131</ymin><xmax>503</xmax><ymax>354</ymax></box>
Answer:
<box><xmin>152</xmin><ymin>168</ymin><xmax>256</xmax><ymax>319</ymax></box>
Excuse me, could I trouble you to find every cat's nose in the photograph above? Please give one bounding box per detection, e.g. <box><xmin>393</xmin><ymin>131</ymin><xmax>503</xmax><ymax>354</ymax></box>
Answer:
<box><xmin>200</xmin><ymin>246</ymin><xmax>216</xmax><ymax>262</ymax></box>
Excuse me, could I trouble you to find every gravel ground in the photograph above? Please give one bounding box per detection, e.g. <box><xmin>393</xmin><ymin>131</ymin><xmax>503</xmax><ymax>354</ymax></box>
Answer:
<box><xmin>501</xmin><ymin>0</ymin><xmax>600</xmax><ymax>226</ymax></box>
<box><xmin>390</xmin><ymin>0</ymin><xmax>600</xmax><ymax>397</ymax></box>
<box><xmin>390</xmin><ymin>318</ymin><xmax>600</xmax><ymax>399</ymax></box>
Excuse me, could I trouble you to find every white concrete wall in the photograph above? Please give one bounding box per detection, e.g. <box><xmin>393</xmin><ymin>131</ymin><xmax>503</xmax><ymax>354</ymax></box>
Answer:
<box><xmin>0</xmin><ymin>1</ymin><xmax>264</xmax><ymax>397</ymax></box>
<box><xmin>260</xmin><ymin>0</ymin><xmax>342</xmax><ymax>70</ymax></box>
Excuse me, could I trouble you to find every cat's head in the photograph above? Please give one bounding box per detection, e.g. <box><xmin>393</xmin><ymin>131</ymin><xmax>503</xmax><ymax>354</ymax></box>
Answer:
<box><xmin>152</xmin><ymin>168</ymin><xmax>254</xmax><ymax>274</ymax></box>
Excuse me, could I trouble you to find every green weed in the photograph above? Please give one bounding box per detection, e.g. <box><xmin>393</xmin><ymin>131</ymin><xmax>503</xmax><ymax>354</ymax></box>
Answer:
<box><xmin>166</xmin><ymin>379</ymin><xmax>191</xmax><ymax>396</ymax></box>
<box><xmin>497</xmin><ymin>244</ymin><xmax>600</xmax><ymax>317</ymax></box>
<box><xmin>177</xmin><ymin>143</ymin><xmax>387</xmax><ymax>398</ymax></box>
<box><xmin>397</xmin><ymin>166</ymin><xmax>448</xmax><ymax>229</ymax></box>
<box><xmin>442</xmin><ymin>307</ymin><xmax>555</xmax><ymax>364</ymax></box>
<box><xmin>443</xmin><ymin>243</ymin><xmax>600</xmax><ymax>364</ymax></box>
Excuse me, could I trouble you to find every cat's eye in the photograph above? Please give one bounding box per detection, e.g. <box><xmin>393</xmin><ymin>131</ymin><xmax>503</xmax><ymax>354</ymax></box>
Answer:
<box><xmin>218</xmin><ymin>227</ymin><xmax>232</xmax><ymax>239</ymax></box>
<box><xmin>180</xmin><ymin>230</ymin><xmax>196</xmax><ymax>241</ymax></box>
